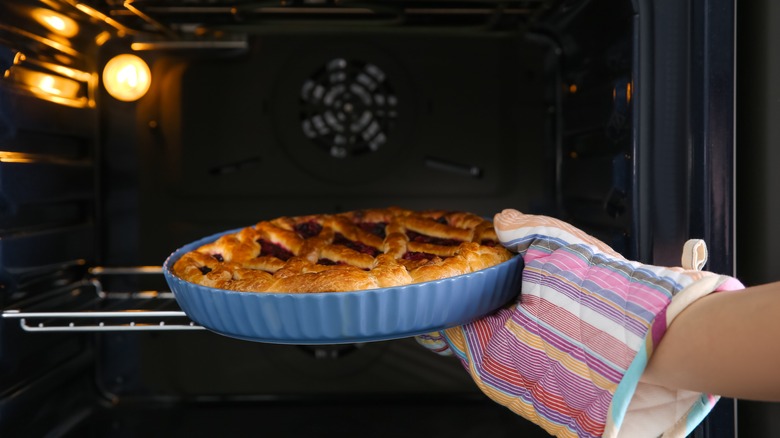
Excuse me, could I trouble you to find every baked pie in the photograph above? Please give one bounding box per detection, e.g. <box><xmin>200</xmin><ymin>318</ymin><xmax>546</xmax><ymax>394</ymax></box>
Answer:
<box><xmin>172</xmin><ymin>207</ymin><xmax>513</xmax><ymax>293</ymax></box>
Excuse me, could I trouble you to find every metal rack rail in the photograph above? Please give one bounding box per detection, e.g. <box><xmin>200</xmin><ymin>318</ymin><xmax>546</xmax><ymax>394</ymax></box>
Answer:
<box><xmin>1</xmin><ymin>266</ymin><xmax>205</xmax><ymax>333</ymax></box>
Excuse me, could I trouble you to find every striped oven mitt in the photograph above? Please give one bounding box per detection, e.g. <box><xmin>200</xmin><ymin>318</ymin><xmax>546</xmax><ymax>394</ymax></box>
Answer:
<box><xmin>417</xmin><ymin>209</ymin><xmax>744</xmax><ymax>438</ymax></box>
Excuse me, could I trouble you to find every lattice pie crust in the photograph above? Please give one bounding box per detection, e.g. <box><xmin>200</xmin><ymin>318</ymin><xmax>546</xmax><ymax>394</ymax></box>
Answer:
<box><xmin>172</xmin><ymin>207</ymin><xmax>512</xmax><ymax>293</ymax></box>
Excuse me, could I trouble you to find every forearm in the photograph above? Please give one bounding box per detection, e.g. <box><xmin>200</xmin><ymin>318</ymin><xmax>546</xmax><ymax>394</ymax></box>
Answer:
<box><xmin>642</xmin><ymin>281</ymin><xmax>780</xmax><ymax>401</ymax></box>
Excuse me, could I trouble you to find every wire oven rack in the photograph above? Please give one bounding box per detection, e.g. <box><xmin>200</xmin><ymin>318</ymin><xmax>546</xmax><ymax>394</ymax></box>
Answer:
<box><xmin>2</xmin><ymin>266</ymin><xmax>205</xmax><ymax>333</ymax></box>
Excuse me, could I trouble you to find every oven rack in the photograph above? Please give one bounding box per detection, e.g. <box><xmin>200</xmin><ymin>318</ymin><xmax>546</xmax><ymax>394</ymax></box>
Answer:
<box><xmin>2</xmin><ymin>266</ymin><xmax>205</xmax><ymax>333</ymax></box>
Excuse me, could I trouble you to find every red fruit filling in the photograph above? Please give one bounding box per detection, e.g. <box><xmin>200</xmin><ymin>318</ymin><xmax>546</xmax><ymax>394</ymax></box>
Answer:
<box><xmin>402</xmin><ymin>251</ymin><xmax>437</xmax><ymax>261</ymax></box>
<box><xmin>257</xmin><ymin>239</ymin><xmax>294</xmax><ymax>261</ymax></box>
<box><xmin>212</xmin><ymin>253</ymin><xmax>224</xmax><ymax>262</ymax></box>
<box><xmin>358</xmin><ymin>221</ymin><xmax>387</xmax><ymax>238</ymax></box>
<box><xmin>333</xmin><ymin>233</ymin><xmax>380</xmax><ymax>256</ymax></box>
<box><xmin>295</xmin><ymin>221</ymin><xmax>323</xmax><ymax>239</ymax></box>
<box><xmin>406</xmin><ymin>231</ymin><xmax>462</xmax><ymax>246</ymax></box>
<box><xmin>199</xmin><ymin>266</ymin><xmax>212</xmax><ymax>275</ymax></box>
<box><xmin>317</xmin><ymin>258</ymin><xmax>342</xmax><ymax>266</ymax></box>
<box><xmin>317</xmin><ymin>258</ymin><xmax>368</xmax><ymax>271</ymax></box>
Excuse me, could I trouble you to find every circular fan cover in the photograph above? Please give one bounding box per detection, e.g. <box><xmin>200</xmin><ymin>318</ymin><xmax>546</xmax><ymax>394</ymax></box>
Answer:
<box><xmin>299</xmin><ymin>58</ymin><xmax>398</xmax><ymax>159</ymax></box>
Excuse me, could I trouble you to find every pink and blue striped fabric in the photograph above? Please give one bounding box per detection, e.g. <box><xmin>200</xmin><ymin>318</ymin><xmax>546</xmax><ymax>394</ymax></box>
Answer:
<box><xmin>423</xmin><ymin>210</ymin><xmax>744</xmax><ymax>437</ymax></box>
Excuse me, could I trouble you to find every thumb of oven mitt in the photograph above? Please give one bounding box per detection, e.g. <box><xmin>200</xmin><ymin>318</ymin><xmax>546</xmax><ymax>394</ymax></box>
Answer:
<box><xmin>416</xmin><ymin>209</ymin><xmax>744</xmax><ymax>438</ymax></box>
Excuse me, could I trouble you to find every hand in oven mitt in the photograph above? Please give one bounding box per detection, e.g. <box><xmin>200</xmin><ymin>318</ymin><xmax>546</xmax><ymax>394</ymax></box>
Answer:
<box><xmin>417</xmin><ymin>209</ymin><xmax>744</xmax><ymax>438</ymax></box>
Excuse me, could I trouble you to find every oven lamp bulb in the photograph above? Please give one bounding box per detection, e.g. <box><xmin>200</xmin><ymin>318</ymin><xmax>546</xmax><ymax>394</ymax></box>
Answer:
<box><xmin>102</xmin><ymin>54</ymin><xmax>151</xmax><ymax>102</ymax></box>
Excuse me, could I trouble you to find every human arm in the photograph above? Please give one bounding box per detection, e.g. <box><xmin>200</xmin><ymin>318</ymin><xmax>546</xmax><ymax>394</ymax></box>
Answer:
<box><xmin>643</xmin><ymin>280</ymin><xmax>780</xmax><ymax>401</ymax></box>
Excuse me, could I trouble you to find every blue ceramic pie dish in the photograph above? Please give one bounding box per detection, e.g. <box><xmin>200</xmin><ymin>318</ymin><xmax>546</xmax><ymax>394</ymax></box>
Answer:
<box><xmin>163</xmin><ymin>228</ymin><xmax>522</xmax><ymax>344</ymax></box>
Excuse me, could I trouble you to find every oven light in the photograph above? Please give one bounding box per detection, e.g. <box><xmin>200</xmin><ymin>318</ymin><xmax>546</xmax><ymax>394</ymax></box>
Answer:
<box><xmin>39</xmin><ymin>75</ymin><xmax>60</xmax><ymax>94</ymax></box>
<box><xmin>31</xmin><ymin>8</ymin><xmax>80</xmax><ymax>38</ymax></box>
<box><xmin>102</xmin><ymin>54</ymin><xmax>151</xmax><ymax>102</ymax></box>
<box><xmin>35</xmin><ymin>73</ymin><xmax>80</xmax><ymax>99</ymax></box>
<box><xmin>4</xmin><ymin>66</ymin><xmax>86</xmax><ymax>107</ymax></box>
<box><xmin>20</xmin><ymin>69</ymin><xmax>80</xmax><ymax>98</ymax></box>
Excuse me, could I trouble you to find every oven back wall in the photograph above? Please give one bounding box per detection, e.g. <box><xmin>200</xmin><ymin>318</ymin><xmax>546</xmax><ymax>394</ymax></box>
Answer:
<box><xmin>114</xmin><ymin>30</ymin><xmax>552</xmax><ymax>265</ymax></box>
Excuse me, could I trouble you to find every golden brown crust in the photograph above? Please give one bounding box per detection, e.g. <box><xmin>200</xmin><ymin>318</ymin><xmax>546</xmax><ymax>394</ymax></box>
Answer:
<box><xmin>172</xmin><ymin>207</ymin><xmax>512</xmax><ymax>293</ymax></box>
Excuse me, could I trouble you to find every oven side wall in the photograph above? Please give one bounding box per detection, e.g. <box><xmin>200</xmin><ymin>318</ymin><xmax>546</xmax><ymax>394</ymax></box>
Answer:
<box><xmin>736</xmin><ymin>0</ymin><xmax>780</xmax><ymax>436</ymax></box>
<box><xmin>0</xmin><ymin>54</ymin><xmax>100</xmax><ymax>438</ymax></box>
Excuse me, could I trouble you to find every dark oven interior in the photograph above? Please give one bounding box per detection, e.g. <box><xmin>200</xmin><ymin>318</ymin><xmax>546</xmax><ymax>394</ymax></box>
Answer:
<box><xmin>0</xmin><ymin>0</ymin><xmax>721</xmax><ymax>436</ymax></box>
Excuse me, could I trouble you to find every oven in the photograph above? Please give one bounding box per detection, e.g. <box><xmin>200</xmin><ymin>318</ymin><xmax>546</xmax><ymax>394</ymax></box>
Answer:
<box><xmin>0</xmin><ymin>0</ymin><xmax>752</xmax><ymax>436</ymax></box>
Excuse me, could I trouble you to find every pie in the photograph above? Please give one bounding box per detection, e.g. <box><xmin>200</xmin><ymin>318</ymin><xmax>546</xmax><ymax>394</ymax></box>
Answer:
<box><xmin>171</xmin><ymin>207</ymin><xmax>513</xmax><ymax>293</ymax></box>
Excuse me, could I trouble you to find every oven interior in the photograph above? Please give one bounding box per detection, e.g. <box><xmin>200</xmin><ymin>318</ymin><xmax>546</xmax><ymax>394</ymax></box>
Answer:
<box><xmin>1</xmin><ymin>1</ymin><xmax>640</xmax><ymax>436</ymax></box>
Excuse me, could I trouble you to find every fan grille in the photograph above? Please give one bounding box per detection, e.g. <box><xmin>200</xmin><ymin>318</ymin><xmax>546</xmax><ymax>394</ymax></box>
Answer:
<box><xmin>299</xmin><ymin>58</ymin><xmax>398</xmax><ymax>159</ymax></box>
